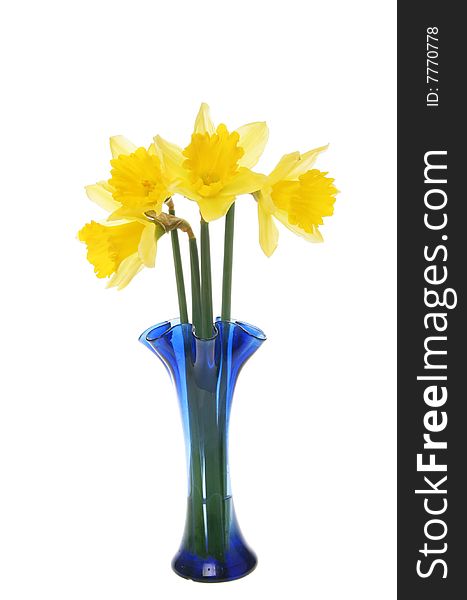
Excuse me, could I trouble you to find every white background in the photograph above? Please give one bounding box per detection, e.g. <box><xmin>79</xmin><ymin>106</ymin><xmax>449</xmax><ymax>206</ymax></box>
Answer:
<box><xmin>0</xmin><ymin>1</ymin><xmax>396</xmax><ymax>598</ymax></box>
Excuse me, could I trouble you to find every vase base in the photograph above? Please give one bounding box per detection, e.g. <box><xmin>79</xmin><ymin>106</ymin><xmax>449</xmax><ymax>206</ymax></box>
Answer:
<box><xmin>172</xmin><ymin>550</ymin><xmax>257</xmax><ymax>583</ymax></box>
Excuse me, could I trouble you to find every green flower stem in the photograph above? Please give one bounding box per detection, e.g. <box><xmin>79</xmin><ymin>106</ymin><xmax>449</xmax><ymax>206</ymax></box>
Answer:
<box><xmin>185</xmin><ymin>389</ymin><xmax>207</xmax><ymax>556</ymax></box>
<box><xmin>200</xmin><ymin>219</ymin><xmax>213</xmax><ymax>338</ymax></box>
<box><xmin>218</xmin><ymin>356</ymin><xmax>229</xmax><ymax>547</ymax></box>
<box><xmin>202</xmin><ymin>391</ymin><xmax>226</xmax><ymax>560</ymax></box>
<box><xmin>221</xmin><ymin>203</ymin><xmax>235</xmax><ymax>321</ymax></box>
<box><xmin>169</xmin><ymin>205</ymin><xmax>189</xmax><ymax>324</ymax></box>
<box><xmin>181</xmin><ymin>337</ymin><xmax>236</xmax><ymax>561</ymax></box>
<box><xmin>185</xmin><ymin>384</ymin><xmax>228</xmax><ymax>561</ymax></box>
<box><xmin>189</xmin><ymin>238</ymin><xmax>202</xmax><ymax>335</ymax></box>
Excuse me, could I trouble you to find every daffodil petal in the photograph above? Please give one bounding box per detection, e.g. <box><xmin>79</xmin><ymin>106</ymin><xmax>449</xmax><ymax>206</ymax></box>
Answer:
<box><xmin>153</xmin><ymin>135</ymin><xmax>186</xmax><ymax>181</ymax></box>
<box><xmin>268</xmin><ymin>152</ymin><xmax>301</xmax><ymax>185</ymax></box>
<box><xmin>107</xmin><ymin>206</ymin><xmax>151</xmax><ymax>223</ymax></box>
<box><xmin>220</xmin><ymin>168</ymin><xmax>266</xmax><ymax>196</ymax></box>
<box><xmin>172</xmin><ymin>173</ymin><xmax>262</xmax><ymax>213</ymax></box>
<box><xmin>170</xmin><ymin>184</ymin><xmax>201</xmax><ymax>205</ymax></box>
<box><xmin>258</xmin><ymin>202</ymin><xmax>279</xmax><ymax>257</ymax></box>
<box><xmin>197</xmin><ymin>195</ymin><xmax>236</xmax><ymax>222</ymax></box>
<box><xmin>287</xmin><ymin>145</ymin><xmax>329</xmax><ymax>179</ymax></box>
<box><xmin>107</xmin><ymin>253</ymin><xmax>144</xmax><ymax>290</ymax></box>
<box><xmin>98</xmin><ymin>180</ymin><xmax>114</xmax><ymax>192</ymax></box>
<box><xmin>193</xmin><ymin>102</ymin><xmax>215</xmax><ymax>134</ymax></box>
<box><xmin>274</xmin><ymin>209</ymin><xmax>324</xmax><ymax>243</ymax></box>
<box><xmin>85</xmin><ymin>183</ymin><xmax>120</xmax><ymax>212</ymax></box>
<box><xmin>138</xmin><ymin>224</ymin><xmax>157</xmax><ymax>268</ymax></box>
<box><xmin>236</xmin><ymin>121</ymin><xmax>269</xmax><ymax>168</ymax></box>
<box><xmin>110</xmin><ymin>135</ymin><xmax>137</xmax><ymax>159</ymax></box>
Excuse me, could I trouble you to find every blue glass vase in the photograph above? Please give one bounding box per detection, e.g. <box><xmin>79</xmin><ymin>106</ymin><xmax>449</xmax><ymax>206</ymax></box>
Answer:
<box><xmin>139</xmin><ymin>318</ymin><xmax>266</xmax><ymax>583</ymax></box>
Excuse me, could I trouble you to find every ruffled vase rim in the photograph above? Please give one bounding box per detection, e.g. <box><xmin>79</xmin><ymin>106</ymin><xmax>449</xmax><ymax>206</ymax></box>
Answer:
<box><xmin>139</xmin><ymin>318</ymin><xmax>267</xmax><ymax>346</ymax></box>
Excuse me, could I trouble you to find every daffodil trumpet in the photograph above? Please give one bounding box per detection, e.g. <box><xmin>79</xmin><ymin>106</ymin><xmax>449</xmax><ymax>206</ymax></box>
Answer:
<box><xmin>78</xmin><ymin>103</ymin><xmax>338</xmax><ymax>338</ymax></box>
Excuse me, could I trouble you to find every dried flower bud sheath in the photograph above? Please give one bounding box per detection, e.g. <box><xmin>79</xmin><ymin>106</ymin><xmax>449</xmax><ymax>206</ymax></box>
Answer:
<box><xmin>145</xmin><ymin>210</ymin><xmax>195</xmax><ymax>240</ymax></box>
<box><xmin>165</xmin><ymin>197</ymin><xmax>175</xmax><ymax>213</ymax></box>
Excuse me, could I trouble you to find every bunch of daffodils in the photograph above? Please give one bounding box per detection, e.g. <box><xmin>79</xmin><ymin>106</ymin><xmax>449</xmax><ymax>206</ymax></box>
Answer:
<box><xmin>79</xmin><ymin>104</ymin><xmax>338</xmax><ymax>337</ymax></box>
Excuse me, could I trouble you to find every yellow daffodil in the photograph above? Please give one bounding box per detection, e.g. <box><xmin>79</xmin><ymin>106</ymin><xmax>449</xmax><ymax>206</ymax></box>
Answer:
<box><xmin>254</xmin><ymin>146</ymin><xmax>338</xmax><ymax>256</ymax></box>
<box><xmin>78</xmin><ymin>218</ymin><xmax>165</xmax><ymax>289</ymax></box>
<box><xmin>153</xmin><ymin>103</ymin><xmax>268</xmax><ymax>221</ymax></box>
<box><xmin>85</xmin><ymin>136</ymin><xmax>172</xmax><ymax>222</ymax></box>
